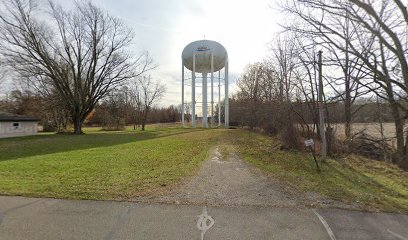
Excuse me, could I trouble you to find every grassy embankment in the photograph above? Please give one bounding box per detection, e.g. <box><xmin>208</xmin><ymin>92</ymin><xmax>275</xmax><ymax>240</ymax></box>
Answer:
<box><xmin>0</xmin><ymin>127</ymin><xmax>223</xmax><ymax>200</ymax></box>
<box><xmin>226</xmin><ymin>129</ymin><xmax>408</xmax><ymax>213</ymax></box>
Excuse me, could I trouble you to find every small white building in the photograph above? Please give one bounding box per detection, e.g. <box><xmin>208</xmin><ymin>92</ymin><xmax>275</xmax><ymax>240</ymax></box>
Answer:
<box><xmin>0</xmin><ymin>112</ymin><xmax>39</xmax><ymax>138</ymax></box>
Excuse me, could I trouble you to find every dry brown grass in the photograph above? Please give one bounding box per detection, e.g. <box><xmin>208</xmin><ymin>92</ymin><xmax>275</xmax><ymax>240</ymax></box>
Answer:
<box><xmin>333</xmin><ymin>122</ymin><xmax>397</xmax><ymax>140</ymax></box>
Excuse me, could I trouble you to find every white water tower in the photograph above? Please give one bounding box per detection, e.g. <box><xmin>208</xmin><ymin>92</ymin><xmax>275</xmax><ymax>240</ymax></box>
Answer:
<box><xmin>181</xmin><ymin>40</ymin><xmax>229</xmax><ymax>128</ymax></box>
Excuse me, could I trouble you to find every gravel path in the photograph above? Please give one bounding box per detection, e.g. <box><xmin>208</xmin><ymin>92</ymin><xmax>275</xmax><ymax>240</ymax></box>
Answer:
<box><xmin>136</xmin><ymin>146</ymin><xmax>355</xmax><ymax>209</ymax></box>
<box><xmin>155</xmin><ymin>146</ymin><xmax>296</xmax><ymax>207</ymax></box>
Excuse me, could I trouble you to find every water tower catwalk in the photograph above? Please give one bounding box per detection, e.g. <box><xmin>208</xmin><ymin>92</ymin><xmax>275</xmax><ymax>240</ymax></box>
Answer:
<box><xmin>181</xmin><ymin>40</ymin><xmax>229</xmax><ymax>128</ymax></box>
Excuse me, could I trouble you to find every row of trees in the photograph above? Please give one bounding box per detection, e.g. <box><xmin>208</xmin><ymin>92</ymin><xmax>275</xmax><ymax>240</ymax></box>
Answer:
<box><xmin>0</xmin><ymin>76</ymin><xmax>169</xmax><ymax>132</ymax></box>
<box><xmin>91</xmin><ymin>100</ymin><xmax>180</xmax><ymax>130</ymax></box>
<box><xmin>231</xmin><ymin>0</ymin><xmax>408</xmax><ymax>169</ymax></box>
<box><xmin>88</xmin><ymin>77</ymin><xmax>173</xmax><ymax>131</ymax></box>
<box><xmin>0</xmin><ymin>0</ymin><xmax>161</xmax><ymax>134</ymax></box>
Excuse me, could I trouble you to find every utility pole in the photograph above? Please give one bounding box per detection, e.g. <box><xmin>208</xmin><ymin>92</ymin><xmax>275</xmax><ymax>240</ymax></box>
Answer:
<box><xmin>318</xmin><ymin>50</ymin><xmax>327</xmax><ymax>162</ymax></box>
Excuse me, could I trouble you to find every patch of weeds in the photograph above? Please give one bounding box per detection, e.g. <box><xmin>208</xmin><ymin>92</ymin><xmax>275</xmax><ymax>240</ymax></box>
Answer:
<box><xmin>226</xmin><ymin>129</ymin><xmax>408</xmax><ymax>213</ymax></box>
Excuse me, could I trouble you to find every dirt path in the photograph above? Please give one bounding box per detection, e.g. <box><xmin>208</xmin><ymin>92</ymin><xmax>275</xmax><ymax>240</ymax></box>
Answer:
<box><xmin>155</xmin><ymin>146</ymin><xmax>296</xmax><ymax>207</ymax></box>
<box><xmin>138</xmin><ymin>145</ymin><xmax>354</xmax><ymax>209</ymax></box>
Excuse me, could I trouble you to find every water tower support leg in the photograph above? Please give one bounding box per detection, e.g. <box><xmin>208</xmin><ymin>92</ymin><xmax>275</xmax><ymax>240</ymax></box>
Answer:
<box><xmin>192</xmin><ymin>52</ymin><xmax>196</xmax><ymax>128</ymax></box>
<box><xmin>211</xmin><ymin>51</ymin><xmax>214</xmax><ymax>127</ymax></box>
<box><xmin>181</xmin><ymin>62</ymin><xmax>184</xmax><ymax>128</ymax></box>
<box><xmin>218</xmin><ymin>71</ymin><xmax>221</xmax><ymax>126</ymax></box>
<box><xmin>202</xmin><ymin>73</ymin><xmax>208</xmax><ymax>128</ymax></box>
<box><xmin>225</xmin><ymin>60</ymin><xmax>229</xmax><ymax>128</ymax></box>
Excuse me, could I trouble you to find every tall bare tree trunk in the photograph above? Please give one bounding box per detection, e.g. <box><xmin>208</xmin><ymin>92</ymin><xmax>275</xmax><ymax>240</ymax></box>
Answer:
<box><xmin>391</xmin><ymin>104</ymin><xmax>404</xmax><ymax>162</ymax></box>
<box><xmin>73</xmin><ymin>118</ymin><xmax>82</xmax><ymax>135</ymax></box>
<box><xmin>141</xmin><ymin>107</ymin><xmax>149</xmax><ymax>131</ymax></box>
<box><xmin>344</xmin><ymin>37</ymin><xmax>352</xmax><ymax>140</ymax></box>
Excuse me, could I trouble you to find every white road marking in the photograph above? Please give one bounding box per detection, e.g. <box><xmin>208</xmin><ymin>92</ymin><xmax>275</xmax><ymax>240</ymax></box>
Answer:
<box><xmin>387</xmin><ymin>229</ymin><xmax>408</xmax><ymax>240</ymax></box>
<box><xmin>312</xmin><ymin>209</ymin><xmax>337</xmax><ymax>240</ymax></box>
<box><xmin>197</xmin><ymin>206</ymin><xmax>215</xmax><ymax>240</ymax></box>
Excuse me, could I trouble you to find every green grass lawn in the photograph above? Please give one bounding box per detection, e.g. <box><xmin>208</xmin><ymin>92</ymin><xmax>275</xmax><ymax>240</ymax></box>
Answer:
<box><xmin>0</xmin><ymin>127</ymin><xmax>223</xmax><ymax>200</ymax></box>
<box><xmin>226</xmin><ymin>129</ymin><xmax>408</xmax><ymax>213</ymax></box>
<box><xmin>1</xmin><ymin>126</ymin><xmax>407</xmax><ymax>213</ymax></box>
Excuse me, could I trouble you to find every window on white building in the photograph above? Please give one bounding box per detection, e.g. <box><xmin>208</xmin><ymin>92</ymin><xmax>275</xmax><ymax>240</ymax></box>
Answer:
<box><xmin>12</xmin><ymin>122</ymin><xmax>20</xmax><ymax>130</ymax></box>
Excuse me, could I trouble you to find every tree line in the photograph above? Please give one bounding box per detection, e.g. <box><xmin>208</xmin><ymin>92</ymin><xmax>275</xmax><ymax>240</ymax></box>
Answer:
<box><xmin>0</xmin><ymin>81</ymin><xmax>172</xmax><ymax>132</ymax></box>
<box><xmin>230</xmin><ymin>0</ymin><xmax>408</xmax><ymax>169</ymax></box>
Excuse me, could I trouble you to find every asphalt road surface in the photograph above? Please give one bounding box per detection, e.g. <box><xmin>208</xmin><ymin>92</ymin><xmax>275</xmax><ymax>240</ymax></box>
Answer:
<box><xmin>0</xmin><ymin>195</ymin><xmax>407</xmax><ymax>240</ymax></box>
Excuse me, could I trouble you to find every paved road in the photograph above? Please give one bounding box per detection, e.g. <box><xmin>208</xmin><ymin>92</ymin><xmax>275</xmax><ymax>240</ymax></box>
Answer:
<box><xmin>0</xmin><ymin>196</ymin><xmax>407</xmax><ymax>240</ymax></box>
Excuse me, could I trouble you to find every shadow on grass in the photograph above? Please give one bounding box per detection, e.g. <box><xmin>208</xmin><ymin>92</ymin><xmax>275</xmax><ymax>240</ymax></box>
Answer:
<box><xmin>0</xmin><ymin>128</ymin><xmax>207</xmax><ymax>162</ymax></box>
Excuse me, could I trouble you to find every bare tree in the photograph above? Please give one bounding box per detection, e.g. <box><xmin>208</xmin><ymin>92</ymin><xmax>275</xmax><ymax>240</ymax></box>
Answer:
<box><xmin>101</xmin><ymin>88</ymin><xmax>128</xmax><ymax>130</ymax></box>
<box><xmin>236</xmin><ymin>63</ymin><xmax>263</xmax><ymax>129</ymax></box>
<box><xmin>0</xmin><ymin>59</ymin><xmax>8</xmax><ymax>90</ymax></box>
<box><xmin>128</xmin><ymin>81</ymin><xmax>143</xmax><ymax>130</ymax></box>
<box><xmin>281</xmin><ymin>0</ymin><xmax>408</xmax><ymax>168</ymax></box>
<box><xmin>138</xmin><ymin>75</ymin><xmax>165</xmax><ymax>131</ymax></box>
<box><xmin>270</xmin><ymin>36</ymin><xmax>298</xmax><ymax>102</ymax></box>
<box><xmin>0</xmin><ymin>0</ymin><xmax>155</xmax><ymax>134</ymax></box>
<box><xmin>292</xmin><ymin>36</ymin><xmax>320</xmax><ymax>134</ymax></box>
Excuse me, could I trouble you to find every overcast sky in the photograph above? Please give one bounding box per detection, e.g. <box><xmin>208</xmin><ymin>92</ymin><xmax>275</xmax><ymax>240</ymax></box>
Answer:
<box><xmin>97</xmin><ymin>0</ymin><xmax>284</xmax><ymax>106</ymax></box>
<box><xmin>7</xmin><ymin>0</ymin><xmax>284</xmax><ymax>106</ymax></box>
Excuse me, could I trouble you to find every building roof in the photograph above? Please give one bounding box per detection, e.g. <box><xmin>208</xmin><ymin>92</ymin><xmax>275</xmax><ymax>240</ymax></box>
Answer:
<box><xmin>0</xmin><ymin>112</ymin><xmax>39</xmax><ymax>122</ymax></box>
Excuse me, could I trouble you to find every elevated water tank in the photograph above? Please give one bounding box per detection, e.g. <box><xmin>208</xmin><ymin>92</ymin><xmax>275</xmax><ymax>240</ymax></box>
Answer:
<box><xmin>182</xmin><ymin>40</ymin><xmax>227</xmax><ymax>73</ymax></box>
